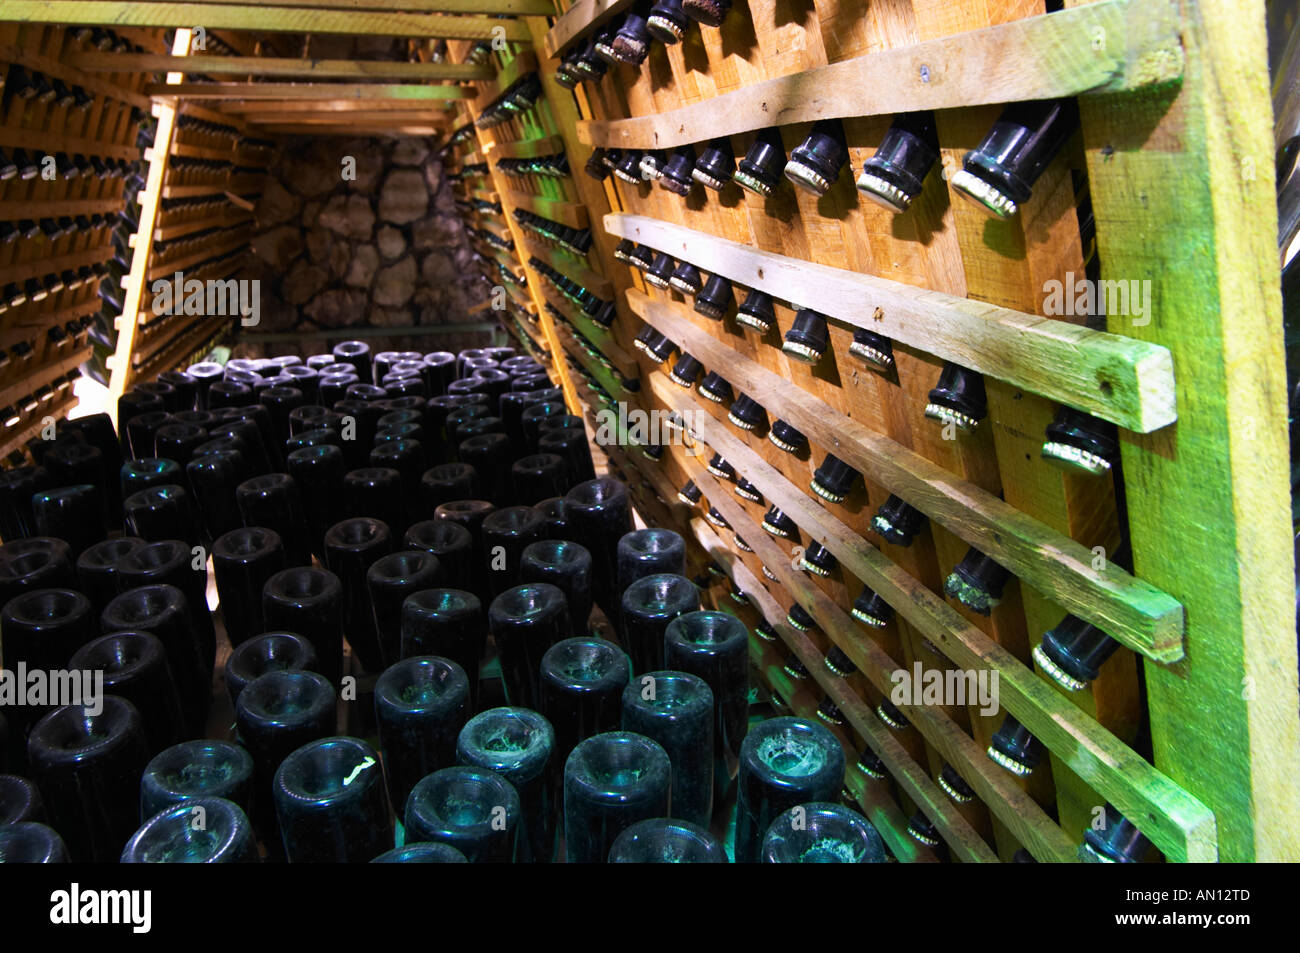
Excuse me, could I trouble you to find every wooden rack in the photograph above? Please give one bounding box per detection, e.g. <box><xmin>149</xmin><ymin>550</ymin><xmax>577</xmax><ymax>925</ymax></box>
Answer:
<box><xmin>531</xmin><ymin>0</ymin><xmax>1298</xmax><ymax>862</ymax></box>
<box><xmin>0</xmin><ymin>20</ymin><xmax>165</xmax><ymax>461</ymax></box>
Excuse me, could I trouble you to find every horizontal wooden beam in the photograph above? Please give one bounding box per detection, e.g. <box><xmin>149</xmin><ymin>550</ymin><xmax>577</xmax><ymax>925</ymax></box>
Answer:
<box><xmin>222</xmin><ymin>99</ymin><xmax>454</xmax><ymax>113</ymax></box>
<box><xmin>147</xmin><ymin>82</ymin><xmax>472</xmax><ymax>100</ymax></box>
<box><xmin>154</xmin><ymin>212</ymin><xmax>252</xmax><ymax>241</ymax></box>
<box><xmin>579</xmin><ymin>0</ymin><xmax>1183</xmax><ymax>149</ymax></box>
<box><xmin>0</xmin><ymin>198</ymin><xmax>124</xmax><ymax>219</ymax></box>
<box><xmin>647</xmin><ymin>372</ymin><xmax>1215</xmax><ymax>862</ymax></box>
<box><xmin>256</xmin><ymin>125</ymin><xmax>444</xmax><ymax>136</ymax></box>
<box><xmin>630</xmin><ymin>290</ymin><xmax>1186</xmax><ymax>662</ymax></box>
<box><xmin>543</xmin><ymin>0</ymin><xmax>636</xmax><ymax>59</ymax></box>
<box><xmin>488</xmin><ymin>134</ymin><xmax>564</xmax><ymax>160</ymax></box>
<box><xmin>0</xmin><ymin>127</ymin><xmax>138</xmax><ymax>163</ymax></box>
<box><xmin>609</xmin><ymin>214</ymin><xmax>1176</xmax><ymax>432</ymax></box>
<box><xmin>0</xmin><ymin>246</ymin><xmax>113</xmax><ymax>287</ymax></box>
<box><xmin>118</xmin><ymin>0</ymin><xmax>552</xmax><ymax>11</ymax></box>
<box><xmin>522</xmin><ymin>234</ymin><xmax>611</xmax><ymax>298</ymax></box>
<box><xmin>0</xmin><ymin>43</ymin><xmax>152</xmax><ymax>109</ymax></box>
<box><xmin>0</xmin><ymin>394</ymin><xmax>79</xmax><ymax>464</ymax></box>
<box><xmin>503</xmin><ymin>187</ymin><xmax>588</xmax><ymax>229</ymax></box>
<box><xmin>178</xmin><ymin>99</ymin><xmax>250</xmax><ymax>131</ymax></box>
<box><xmin>0</xmin><ymin>347</ymin><xmax>93</xmax><ymax>412</ymax></box>
<box><xmin>241</xmin><ymin>112</ymin><xmax>449</xmax><ymax>125</ymax></box>
<box><xmin>70</xmin><ymin>52</ymin><xmax>495</xmax><ymax>81</ymax></box>
<box><xmin>2</xmin><ymin>2</ymin><xmax>531</xmax><ymax>39</ymax></box>
<box><xmin>240</xmin><ymin>321</ymin><xmax>497</xmax><ymax>341</ymax></box>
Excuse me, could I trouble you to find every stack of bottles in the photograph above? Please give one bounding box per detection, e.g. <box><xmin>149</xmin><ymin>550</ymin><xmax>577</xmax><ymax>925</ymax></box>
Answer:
<box><xmin>0</xmin><ymin>340</ymin><xmax>890</xmax><ymax>864</ymax></box>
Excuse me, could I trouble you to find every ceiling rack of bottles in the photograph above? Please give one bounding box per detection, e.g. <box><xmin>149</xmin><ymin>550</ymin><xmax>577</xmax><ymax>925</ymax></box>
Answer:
<box><xmin>530</xmin><ymin>0</ymin><xmax>1296</xmax><ymax>863</ymax></box>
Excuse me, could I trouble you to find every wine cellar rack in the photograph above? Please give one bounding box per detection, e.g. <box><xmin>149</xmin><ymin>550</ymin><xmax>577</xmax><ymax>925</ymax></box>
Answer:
<box><xmin>451</xmin><ymin>0</ymin><xmax>1294</xmax><ymax>863</ymax></box>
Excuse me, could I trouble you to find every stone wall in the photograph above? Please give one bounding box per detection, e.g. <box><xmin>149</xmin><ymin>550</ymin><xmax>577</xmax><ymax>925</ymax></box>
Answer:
<box><xmin>238</xmin><ymin>134</ymin><xmax>490</xmax><ymax>359</ymax></box>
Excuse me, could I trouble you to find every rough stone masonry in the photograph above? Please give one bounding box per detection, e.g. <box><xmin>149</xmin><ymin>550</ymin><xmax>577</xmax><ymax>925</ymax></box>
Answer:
<box><xmin>240</xmin><ymin>133</ymin><xmax>490</xmax><ymax>359</ymax></box>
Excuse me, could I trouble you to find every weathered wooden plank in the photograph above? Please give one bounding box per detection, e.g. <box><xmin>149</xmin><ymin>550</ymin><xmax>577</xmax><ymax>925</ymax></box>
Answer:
<box><xmin>70</xmin><ymin>52</ymin><xmax>495</xmax><ymax>80</ymax></box>
<box><xmin>577</xmin><ymin>0</ymin><xmax>1182</xmax><ymax>149</ymax></box>
<box><xmin>146</xmin><ymin>82</ymin><xmax>471</xmax><ymax>100</ymax></box>
<box><xmin>0</xmin><ymin>43</ymin><xmax>152</xmax><ymax>109</ymax></box>
<box><xmin>631</xmin><ymin>289</ymin><xmax>1185</xmax><ymax>660</ymax></box>
<box><xmin>488</xmin><ymin>133</ymin><xmax>564</xmax><ymax>160</ymax></box>
<box><xmin>0</xmin><ymin>347</ymin><xmax>94</xmax><ymax>411</ymax></box>
<box><xmin>0</xmin><ymin>246</ymin><xmax>115</xmax><ymax>288</ymax></box>
<box><xmin>0</xmin><ymin>394</ymin><xmax>79</xmax><ymax>465</ymax></box>
<box><xmin>0</xmin><ymin>126</ymin><xmax>139</xmax><ymax>162</ymax></box>
<box><xmin>252</xmin><ymin>125</ymin><xmax>442</xmax><ymax>135</ymax></box>
<box><xmin>522</xmin><ymin>234</ymin><xmax>611</xmax><ymax>298</ymax></box>
<box><xmin>223</xmin><ymin>99</ymin><xmax>455</xmax><ymax>113</ymax></box>
<box><xmin>0</xmin><ymin>198</ymin><xmax>124</xmax><ymax>219</ymax></box>
<box><xmin>609</xmin><ymin>213</ymin><xmax>1175</xmax><ymax>432</ymax></box>
<box><xmin>239</xmin><ymin>113</ymin><xmax>447</xmax><ymax>126</ymax></box>
<box><xmin>502</xmin><ymin>187</ymin><xmax>589</xmax><ymax>229</ymax></box>
<box><xmin>2</xmin><ymin>3</ymin><xmax>531</xmax><ymax>39</ymax></box>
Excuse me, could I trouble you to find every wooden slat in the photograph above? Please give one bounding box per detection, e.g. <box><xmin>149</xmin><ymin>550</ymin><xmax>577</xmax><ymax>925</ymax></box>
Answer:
<box><xmin>153</xmin><ymin>212</ymin><xmax>252</xmax><ymax>241</ymax></box>
<box><xmin>522</xmin><ymin>234</ymin><xmax>611</xmax><ymax>298</ymax></box>
<box><xmin>504</xmin><ymin>187</ymin><xmax>589</xmax><ymax>229</ymax></box>
<box><xmin>146</xmin><ymin>227</ymin><xmax>252</xmax><ymax>280</ymax></box>
<box><xmin>241</xmin><ymin>113</ymin><xmax>447</xmax><ymax>125</ymax></box>
<box><xmin>2</xmin><ymin>3</ymin><xmax>531</xmax><ymax>39</ymax></box>
<box><xmin>489</xmin><ymin>134</ymin><xmax>564</xmax><ymax>160</ymax></box>
<box><xmin>146</xmin><ymin>82</ymin><xmax>472</xmax><ymax>100</ymax></box>
<box><xmin>1</xmin><ymin>297</ymin><xmax>101</xmax><ymax>335</ymax></box>
<box><xmin>132</xmin><ymin>313</ymin><xmax>231</xmax><ymax>377</ymax></box>
<box><xmin>647</xmin><ymin>371</ymin><xmax>1216</xmax><ymax>862</ymax></box>
<box><xmin>577</xmin><ymin>0</ymin><xmax>1182</xmax><ymax>150</ymax></box>
<box><xmin>177</xmin><ymin>100</ymin><xmax>250</xmax><ymax>130</ymax></box>
<box><xmin>0</xmin><ymin>127</ymin><xmax>138</xmax><ymax>163</ymax></box>
<box><xmin>0</xmin><ymin>198</ymin><xmax>123</xmax><ymax>219</ymax></box>
<box><xmin>160</xmin><ymin>183</ymin><xmax>233</xmax><ymax>198</ymax></box>
<box><xmin>543</xmin><ymin>0</ymin><xmax>637</xmax><ymax>59</ymax></box>
<box><xmin>229</xmin><ymin>100</ymin><xmax>454</xmax><ymax>113</ymax></box>
<box><xmin>252</xmin><ymin>125</ymin><xmax>444</xmax><ymax>136</ymax></box>
<box><xmin>0</xmin><ymin>43</ymin><xmax>152</xmax><ymax>109</ymax></box>
<box><xmin>611</xmin><ymin>214</ymin><xmax>1175</xmax><ymax>433</ymax></box>
<box><xmin>472</xmin><ymin>48</ymin><xmax>538</xmax><ymax>111</ymax></box>
<box><xmin>0</xmin><ymin>393</ymin><xmax>79</xmax><ymax>464</ymax></box>
<box><xmin>631</xmin><ymin>289</ymin><xmax>1185</xmax><ymax>662</ymax></box>
<box><xmin>72</xmin><ymin>52</ymin><xmax>495</xmax><ymax>81</ymax></box>
<box><xmin>0</xmin><ymin>347</ymin><xmax>93</xmax><ymax>411</ymax></box>
<box><xmin>0</xmin><ymin>246</ymin><xmax>114</xmax><ymax>287</ymax></box>
<box><xmin>169</xmin><ymin>141</ymin><xmax>239</xmax><ymax>160</ymax></box>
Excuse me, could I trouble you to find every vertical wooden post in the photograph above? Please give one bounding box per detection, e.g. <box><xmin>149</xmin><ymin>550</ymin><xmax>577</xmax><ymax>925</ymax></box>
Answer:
<box><xmin>108</xmin><ymin>28</ymin><xmax>190</xmax><ymax>410</ymax></box>
<box><xmin>1070</xmin><ymin>0</ymin><xmax>1299</xmax><ymax>861</ymax></box>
